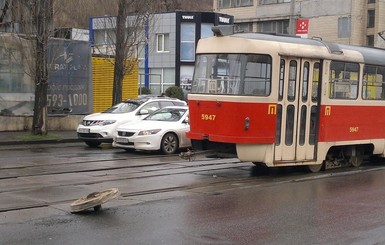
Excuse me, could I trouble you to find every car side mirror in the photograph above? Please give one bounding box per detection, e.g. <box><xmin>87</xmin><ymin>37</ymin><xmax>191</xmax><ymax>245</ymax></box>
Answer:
<box><xmin>183</xmin><ymin>117</ymin><xmax>189</xmax><ymax>124</ymax></box>
<box><xmin>140</xmin><ymin>109</ymin><xmax>149</xmax><ymax>115</ymax></box>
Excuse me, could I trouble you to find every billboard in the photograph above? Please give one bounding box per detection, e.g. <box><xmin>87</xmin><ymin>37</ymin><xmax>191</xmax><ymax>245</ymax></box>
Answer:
<box><xmin>0</xmin><ymin>35</ymin><xmax>92</xmax><ymax>116</ymax></box>
<box><xmin>47</xmin><ymin>39</ymin><xmax>93</xmax><ymax>114</ymax></box>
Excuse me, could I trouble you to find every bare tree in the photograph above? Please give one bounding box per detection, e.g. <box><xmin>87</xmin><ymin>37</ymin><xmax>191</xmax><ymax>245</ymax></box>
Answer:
<box><xmin>54</xmin><ymin>0</ymin><xmax>118</xmax><ymax>29</ymax></box>
<box><xmin>31</xmin><ymin>0</ymin><xmax>53</xmax><ymax>135</ymax></box>
<box><xmin>112</xmin><ymin>0</ymin><xmax>151</xmax><ymax>105</ymax></box>
<box><xmin>1</xmin><ymin>0</ymin><xmax>96</xmax><ymax>135</ymax></box>
<box><xmin>1</xmin><ymin>0</ymin><xmax>212</xmax><ymax>133</ymax></box>
<box><xmin>152</xmin><ymin>0</ymin><xmax>212</xmax><ymax>12</ymax></box>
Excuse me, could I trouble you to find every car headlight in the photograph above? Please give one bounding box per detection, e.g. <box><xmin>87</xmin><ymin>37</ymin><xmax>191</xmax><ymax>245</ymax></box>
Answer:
<box><xmin>99</xmin><ymin>120</ymin><xmax>116</xmax><ymax>126</ymax></box>
<box><xmin>138</xmin><ymin>129</ymin><xmax>161</xmax><ymax>135</ymax></box>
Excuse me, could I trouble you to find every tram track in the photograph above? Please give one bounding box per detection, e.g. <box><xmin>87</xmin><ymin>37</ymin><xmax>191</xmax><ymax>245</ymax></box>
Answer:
<box><xmin>0</xmin><ymin>157</ymin><xmax>244</xmax><ymax>191</ymax></box>
<box><xmin>0</xmin><ymin>173</ymin><xmax>257</xmax><ymax>213</ymax></box>
<box><xmin>0</xmin><ymin>160</ymin><xmax>256</xmax><ymax>213</ymax></box>
<box><xmin>3</xmin><ymin>143</ymin><xmax>385</xmax><ymax>214</ymax></box>
<box><xmin>0</xmin><ymin>152</ymin><xmax>251</xmax><ymax>213</ymax></box>
<box><xmin>0</xmin><ymin>153</ymin><xmax>179</xmax><ymax>172</ymax></box>
<box><xmin>3</xmin><ymin>162</ymin><xmax>385</xmax><ymax>213</ymax></box>
<box><xmin>0</xmin><ymin>153</ymin><xmax>240</xmax><ymax>179</ymax></box>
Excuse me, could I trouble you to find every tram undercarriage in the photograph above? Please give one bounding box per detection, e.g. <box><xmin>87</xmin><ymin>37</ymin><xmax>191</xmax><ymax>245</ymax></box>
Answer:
<box><xmin>191</xmin><ymin>139</ymin><xmax>376</xmax><ymax>173</ymax></box>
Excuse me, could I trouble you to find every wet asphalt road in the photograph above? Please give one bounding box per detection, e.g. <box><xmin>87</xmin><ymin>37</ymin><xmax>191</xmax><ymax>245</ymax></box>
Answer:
<box><xmin>2</xmin><ymin>143</ymin><xmax>385</xmax><ymax>244</ymax></box>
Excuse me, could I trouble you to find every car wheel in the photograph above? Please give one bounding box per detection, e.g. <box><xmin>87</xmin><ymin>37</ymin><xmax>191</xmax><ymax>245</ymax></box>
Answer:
<box><xmin>85</xmin><ymin>141</ymin><xmax>101</xmax><ymax>148</ymax></box>
<box><xmin>161</xmin><ymin>133</ymin><xmax>179</xmax><ymax>155</ymax></box>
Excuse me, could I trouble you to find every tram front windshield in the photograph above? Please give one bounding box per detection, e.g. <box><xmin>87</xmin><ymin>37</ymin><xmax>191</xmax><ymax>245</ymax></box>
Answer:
<box><xmin>191</xmin><ymin>54</ymin><xmax>272</xmax><ymax>96</ymax></box>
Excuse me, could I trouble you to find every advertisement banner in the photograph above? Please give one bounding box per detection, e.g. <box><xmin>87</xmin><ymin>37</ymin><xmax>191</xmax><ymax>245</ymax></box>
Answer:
<box><xmin>47</xmin><ymin>39</ymin><xmax>93</xmax><ymax>114</ymax></box>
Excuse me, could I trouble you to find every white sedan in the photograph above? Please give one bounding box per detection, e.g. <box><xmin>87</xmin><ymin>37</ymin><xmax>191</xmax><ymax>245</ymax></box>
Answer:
<box><xmin>112</xmin><ymin>106</ymin><xmax>191</xmax><ymax>154</ymax></box>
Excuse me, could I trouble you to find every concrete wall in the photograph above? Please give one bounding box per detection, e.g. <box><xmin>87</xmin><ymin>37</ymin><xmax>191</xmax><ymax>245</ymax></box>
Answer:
<box><xmin>148</xmin><ymin>13</ymin><xmax>177</xmax><ymax>68</ymax></box>
<box><xmin>214</xmin><ymin>0</ymin><xmax>385</xmax><ymax>47</ymax></box>
<box><xmin>0</xmin><ymin>115</ymin><xmax>84</xmax><ymax>131</ymax></box>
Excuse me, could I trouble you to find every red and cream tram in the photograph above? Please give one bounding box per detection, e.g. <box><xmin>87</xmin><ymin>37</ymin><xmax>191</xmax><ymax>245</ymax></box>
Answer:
<box><xmin>186</xmin><ymin>25</ymin><xmax>385</xmax><ymax>172</ymax></box>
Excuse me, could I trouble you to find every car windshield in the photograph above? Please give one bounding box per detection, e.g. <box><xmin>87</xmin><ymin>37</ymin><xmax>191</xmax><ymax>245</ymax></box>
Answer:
<box><xmin>102</xmin><ymin>101</ymin><xmax>140</xmax><ymax>113</ymax></box>
<box><xmin>145</xmin><ymin>108</ymin><xmax>187</xmax><ymax>122</ymax></box>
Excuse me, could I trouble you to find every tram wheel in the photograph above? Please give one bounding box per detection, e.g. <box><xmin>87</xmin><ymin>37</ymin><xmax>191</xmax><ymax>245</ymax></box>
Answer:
<box><xmin>349</xmin><ymin>147</ymin><xmax>364</xmax><ymax>168</ymax></box>
<box><xmin>349</xmin><ymin>155</ymin><xmax>363</xmax><ymax>167</ymax></box>
<box><xmin>306</xmin><ymin>163</ymin><xmax>324</xmax><ymax>173</ymax></box>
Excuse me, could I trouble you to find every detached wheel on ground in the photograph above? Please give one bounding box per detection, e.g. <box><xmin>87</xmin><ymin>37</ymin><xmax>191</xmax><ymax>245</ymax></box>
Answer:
<box><xmin>161</xmin><ymin>132</ymin><xmax>179</xmax><ymax>155</ymax></box>
<box><xmin>85</xmin><ymin>141</ymin><xmax>101</xmax><ymax>147</ymax></box>
<box><xmin>70</xmin><ymin>188</ymin><xmax>120</xmax><ymax>213</ymax></box>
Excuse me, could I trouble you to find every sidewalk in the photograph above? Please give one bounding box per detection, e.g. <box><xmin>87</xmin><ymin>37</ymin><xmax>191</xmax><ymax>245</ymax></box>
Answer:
<box><xmin>0</xmin><ymin>130</ymin><xmax>80</xmax><ymax>145</ymax></box>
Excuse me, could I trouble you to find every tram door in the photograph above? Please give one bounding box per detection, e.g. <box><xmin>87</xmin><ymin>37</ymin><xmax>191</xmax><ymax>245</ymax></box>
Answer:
<box><xmin>274</xmin><ymin>57</ymin><xmax>321</xmax><ymax>163</ymax></box>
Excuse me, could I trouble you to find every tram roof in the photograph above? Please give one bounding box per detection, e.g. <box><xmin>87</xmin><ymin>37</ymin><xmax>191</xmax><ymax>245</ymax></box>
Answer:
<box><xmin>231</xmin><ymin>32</ymin><xmax>385</xmax><ymax>67</ymax></box>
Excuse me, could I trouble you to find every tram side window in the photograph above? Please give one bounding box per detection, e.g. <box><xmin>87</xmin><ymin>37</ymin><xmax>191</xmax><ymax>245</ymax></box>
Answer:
<box><xmin>312</xmin><ymin>62</ymin><xmax>320</xmax><ymax>102</ymax></box>
<box><xmin>275</xmin><ymin>104</ymin><xmax>282</xmax><ymax>146</ymax></box>
<box><xmin>287</xmin><ymin>60</ymin><xmax>297</xmax><ymax>101</ymax></box>
<box><xmin>362</xmin><ymin>65</ymin><xmax>385</xmax><ymax>100</ymax></box>
<box><xmin>309</xmin><ymin>106</ymin><xmax>317</xmax><ymax>145</ymax></box>
<box><xmin>299</xmin><ymin>105</ymin><xmax>307</xmax><ymax>146</ymax></box>
<box><xmin>285</xmin><ymin>105</ymin><xmax>295</xmax><ymax>146</ymax></box>
<box><xmin>302</xmin><ymin>62</ymin><xmax>309</xmax><ymax>102</ymax></box>
<box><xmin>278</xmin><ymin>59</ymin><xmax>285</xmax><ymax>101</ymax></box>
<box><xmin>329</xmin><ymin>61</ymin><xmax>359</xmax><ymax>99</ymax></box>
<box><xmin>244</xmin><ymin>55</ymin><xmax>272</xmax><ymax>96</ymax></box>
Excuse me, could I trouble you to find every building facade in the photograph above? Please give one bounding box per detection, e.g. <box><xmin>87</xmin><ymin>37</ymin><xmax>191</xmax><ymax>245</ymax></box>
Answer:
<box><xmin>214</xmin><ymin>0</ymin><xmax>385</xmax><ymax>48</ymax></box>
<box><xmin>90</xmin><ymin>11</ymin><xmax>234</xmax><ymax>95</ymax></box>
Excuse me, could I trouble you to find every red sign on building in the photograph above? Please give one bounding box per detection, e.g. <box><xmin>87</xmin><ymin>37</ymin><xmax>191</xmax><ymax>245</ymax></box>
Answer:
<box><xmin>296</xmin><ymin>19</ymin><xmax>309</xmax><ymax>36</ymax></box>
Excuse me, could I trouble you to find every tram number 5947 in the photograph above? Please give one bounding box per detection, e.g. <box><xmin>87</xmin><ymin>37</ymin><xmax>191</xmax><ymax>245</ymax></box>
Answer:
<box><xmin>349</xmin><ymin>127</ymin><xmax>359</xmax><ymax>133</ymax></box>
<box><xmin>201</xmin><ymin>114</ymin><xmax>216</xmax><ymax>121</ymax></box>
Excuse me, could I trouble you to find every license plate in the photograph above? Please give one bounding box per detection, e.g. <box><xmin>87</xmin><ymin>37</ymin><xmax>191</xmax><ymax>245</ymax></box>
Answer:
<box><xmin>116</xmin><ymin>137</ymin><xmax>129</xmax><ymax>143</ymax></box>
<box><xmin>78</xmin><ymin>128</ymin><xmax>90</xmax><ymax>133</ymax></box>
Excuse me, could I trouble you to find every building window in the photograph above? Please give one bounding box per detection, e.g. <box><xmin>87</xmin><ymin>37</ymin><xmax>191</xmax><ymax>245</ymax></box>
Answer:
<box><xmin>367</xmin><ymin>35</ymin><xmax>374</xmax><ymax>46</ymax></box>
<box><xmin>258</xmin><ymin>20</ymin><xmax>289</xmax><ymax>34</ymax></box>
<box><xmin>236</xmin><ymin>22</ymin><xmax>253</xmax><ymax>32</ymax></box>
<box><xmin>181</xmin><ymin>23</ymin><xmax>195</xmax><ymax>62</ymax></box>
<box><xmin>94</xmin><ymin>30</ymin><xmax>106</xmax><ymax>45</ymax></box>
<box><xmin>93</xmin><ymin>29</ymin><xmax>116</xmax><ymax>45</ymax></box>
<box><xmin>338</xmin><ymin>17</ymin><xmax>351</xmax><ymax>38</ymax></box>
<box><xmin>260</xmin><ymin>0</ymin><xmax>291</xmax><ymax>5</ymax></box>
<box><xmin>367</xmin><ymin>9</ymin><xmax>375</xmax><ymax>28</ymax></box>
<box><xmin>368</xmin><ymin>0</ymin><xmax>375</xmax><ymax>3</ymax></box>
<box><xmin>218</xmin><ymin>0</ymin><xmax>253</xmax><ymax>9</ymax></box>
<box><xmin>201</xmin><ymin>23</ymin><xmax>214</xmax><ymax>38</ymax></box>
<box><xmin>157</xmin><ymin>34</ymin><xmax>169</xmax><ymax>52</ymax></box>
<box><xmin>239</xmin><ymin>0</ymin><xmax>253</xmax><ymax>6</ymax></box>
<box><xmin>137</xmin><ymin>42</ymin><xmax>145</xmax><ymax>60</ymax></box>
